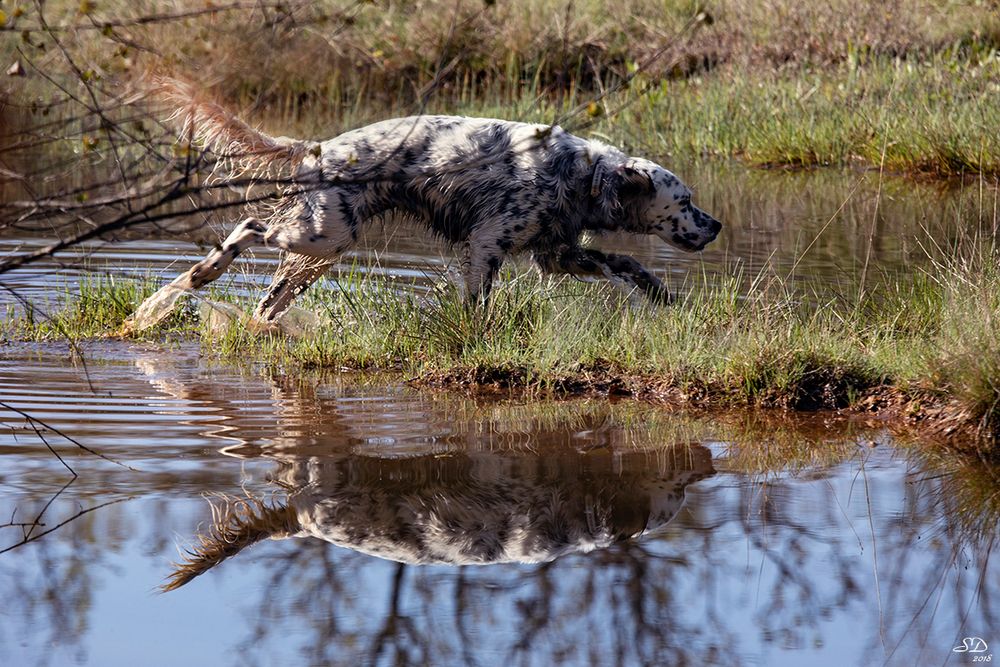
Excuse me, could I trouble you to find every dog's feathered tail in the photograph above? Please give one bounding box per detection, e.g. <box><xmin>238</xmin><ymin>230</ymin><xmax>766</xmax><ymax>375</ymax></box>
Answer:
<box><xmin>160</xmin><ymin>493</ymin><xmax>300</xmax><ymax>592</ymax></box>
<box><xmin>123</xmin><ymin>76</ymin><xmax>321</xmax><ymax>334</ymax></box>
<box><xmin>151</xmin><ymin>76</ymin><xmax>318</xmax><ymax>177</ymax></box>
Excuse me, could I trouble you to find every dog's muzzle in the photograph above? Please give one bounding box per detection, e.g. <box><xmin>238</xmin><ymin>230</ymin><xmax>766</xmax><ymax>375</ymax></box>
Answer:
<box><xmin>693</xmin><ymin>209</ymin><xmax>722</xmax><ymax>250</ymax></box>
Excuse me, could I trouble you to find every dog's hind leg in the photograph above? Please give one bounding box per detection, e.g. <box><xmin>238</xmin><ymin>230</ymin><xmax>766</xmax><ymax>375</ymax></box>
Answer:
<box><xmin>124</xmin><ymin>218</ymin><xmax>267</xmax><ymax>332</ymax></box>
<box><xmin>252</xmin><ymin>252</ymin><xmax>332</xmax><ymax>324</ymax></box>
<box><xmin>534</xmin><ymin>247</ymin><xmax>673</xmax><ymax>305</ymax></box>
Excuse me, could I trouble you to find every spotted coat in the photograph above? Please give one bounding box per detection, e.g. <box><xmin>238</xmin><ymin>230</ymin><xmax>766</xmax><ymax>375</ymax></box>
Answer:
<box><xmin>128</xmin><ymin>101</ymin><xmax>722</xmax><ymax>330</ymax></box>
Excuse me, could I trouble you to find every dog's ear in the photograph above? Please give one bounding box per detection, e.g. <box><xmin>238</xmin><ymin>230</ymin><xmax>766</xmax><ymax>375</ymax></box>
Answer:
<box><xmin>592</xmin><ymin>158</ymin><xmax>655</xmax><ymax>227</ymax></box>
<box><xmin>617</xmin><ymin>163</ymin><xmax>655</xmax><ymax>198</ymax></box>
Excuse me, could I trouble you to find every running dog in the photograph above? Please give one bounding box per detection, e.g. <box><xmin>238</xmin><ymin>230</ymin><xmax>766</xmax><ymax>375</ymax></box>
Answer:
<box><xmin>126</xmin><ymin>80</ymin><xmax>722</xmax><ymax>331</ymax></box>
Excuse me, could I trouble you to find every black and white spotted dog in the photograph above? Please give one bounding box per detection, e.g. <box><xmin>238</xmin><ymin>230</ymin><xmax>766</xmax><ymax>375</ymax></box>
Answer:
<box><xmin>127</xmin><ymin>82</ymin><xmax>722</xmax><ymax>330</ymax></box>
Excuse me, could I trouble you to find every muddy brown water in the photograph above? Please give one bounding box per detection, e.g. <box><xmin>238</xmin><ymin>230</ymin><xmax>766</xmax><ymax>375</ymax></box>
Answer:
<box><xmin>1</xmin><ymin>164</ymin><xmax>999</xmax><ymax>666</ymax></box>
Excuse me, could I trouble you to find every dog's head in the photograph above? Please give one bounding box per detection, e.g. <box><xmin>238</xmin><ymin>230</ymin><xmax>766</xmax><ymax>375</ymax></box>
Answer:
<box><xmin>602</xmin><ymin>157</ymin><xmax>722</xmax><ymax>252</ymax></box>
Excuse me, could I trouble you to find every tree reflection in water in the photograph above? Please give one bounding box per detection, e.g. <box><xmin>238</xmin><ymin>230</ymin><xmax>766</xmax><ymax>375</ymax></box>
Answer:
<box><xmin>0</xmin><ymin>348</ymin><xmax>997</xmax><ymax>666</ymax></box>
<box><xmin>155</xmin><ymin>365</ymin><xmax>997</xmax><ymax>667</ymax></box>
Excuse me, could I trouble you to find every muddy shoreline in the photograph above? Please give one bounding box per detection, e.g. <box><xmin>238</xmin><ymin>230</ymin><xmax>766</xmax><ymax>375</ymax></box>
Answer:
<box><xmin>6</xmin><ymin>336</ymin><xmax>988</xmax><ymax>462</ymax></box>
<box><xmin>415</xmin><ymin>367</ymin><xmax>992</xmax><ymax>458</ymax></box>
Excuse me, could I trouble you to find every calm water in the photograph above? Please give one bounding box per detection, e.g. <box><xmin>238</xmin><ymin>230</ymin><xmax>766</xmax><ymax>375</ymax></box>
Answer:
<box><xmin>0</xmin><ymin>342</ymin><xmax>997</xmax><ymax>667</ymax></box>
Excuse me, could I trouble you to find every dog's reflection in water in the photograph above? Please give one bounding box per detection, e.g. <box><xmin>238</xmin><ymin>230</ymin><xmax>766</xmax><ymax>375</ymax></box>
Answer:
<box><xmin>163</xmin><ymin>444</ymin><xmax>714</xmax><ymax>590</ymax></box>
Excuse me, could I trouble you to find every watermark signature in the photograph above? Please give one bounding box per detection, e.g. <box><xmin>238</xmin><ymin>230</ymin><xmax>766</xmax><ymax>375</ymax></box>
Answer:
<box><xmin>954</xmin><ymin>638</ymin><xmax>992</xmax><ymax>662</ymax></box>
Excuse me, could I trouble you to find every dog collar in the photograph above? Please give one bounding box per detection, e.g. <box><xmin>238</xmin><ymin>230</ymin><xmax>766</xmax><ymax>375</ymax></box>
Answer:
<box><xmin>589</xmin><ymin>156</ymin><xmax>609</xmax><ymax>198</ymax></box>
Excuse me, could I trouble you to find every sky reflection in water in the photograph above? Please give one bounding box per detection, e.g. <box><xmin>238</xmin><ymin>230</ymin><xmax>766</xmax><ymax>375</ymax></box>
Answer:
<box><xmin>0</xmin><ymin>343</ymin><xmax>997</xmax><ymax>666</ymax></box>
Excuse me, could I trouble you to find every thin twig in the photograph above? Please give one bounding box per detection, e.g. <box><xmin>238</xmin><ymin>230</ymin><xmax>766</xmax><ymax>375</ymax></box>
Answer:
<box><xmin>0</xmin><ymin>497</ymin><xmax>130</xmax><ymax>555</ymax></box>
<box><xmin>0</xmin><ymin>400</ymin><xmax>139</xmax><ymax>472</ymax></box>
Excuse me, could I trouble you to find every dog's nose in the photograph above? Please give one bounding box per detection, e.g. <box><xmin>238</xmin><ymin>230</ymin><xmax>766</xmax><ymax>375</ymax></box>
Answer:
<box><xmin>710</xmin><ymin>218</ymin><xmax>722</xmax><ymax>234</ymax></box>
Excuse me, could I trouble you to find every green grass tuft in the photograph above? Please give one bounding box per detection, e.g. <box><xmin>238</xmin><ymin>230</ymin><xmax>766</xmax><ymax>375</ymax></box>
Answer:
<box><xmin>10</xmin><ymin>248</ymin><xmax>999</xmax><ymax>455</ymax></box>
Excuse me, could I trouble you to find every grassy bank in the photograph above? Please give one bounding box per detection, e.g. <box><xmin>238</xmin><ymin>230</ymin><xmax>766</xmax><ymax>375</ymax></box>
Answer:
<box><xmin>5</xmin><ymin>248</ymin><xmax>1000</xmax><ymax>458</ymax></box>
<box><xmin>604</xmin><ymin>56</ymin><xmax>1000</xmax><ymax>177</ymax></box>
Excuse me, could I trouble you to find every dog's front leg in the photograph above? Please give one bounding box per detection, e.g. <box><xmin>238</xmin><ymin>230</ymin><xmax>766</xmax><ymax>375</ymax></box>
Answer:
<box><xmin>539</xmin><ymin>247</ymin><xmax>673</xmax><ymax>305</ymax></box>
<box><xmin>459</xmin><ymin>242</ymin><xmax>505</xmax><ymax>306</ymax></box>
<box><xmin>592</xmin><ymin>250</ymin><xmax>673</xmax><ymax>305</ymax></box>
